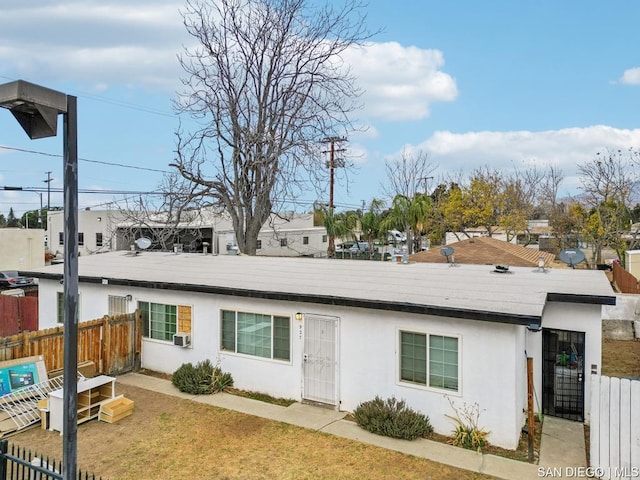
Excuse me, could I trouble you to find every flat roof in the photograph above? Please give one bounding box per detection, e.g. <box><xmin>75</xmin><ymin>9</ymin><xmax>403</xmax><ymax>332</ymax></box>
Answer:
<box><xmin>26</xmin><ymin>252</ymin><xmax>616</xmax><ymax>328</ymax></box>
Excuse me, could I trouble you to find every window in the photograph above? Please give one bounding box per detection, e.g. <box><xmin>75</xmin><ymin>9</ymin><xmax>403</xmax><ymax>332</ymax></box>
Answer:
<box><xmin>280</xmin><ymin>238</ymin><xmax>288</xmax><ymax>247</ymax></box>
<box><xmin>221</xmin><ymin>310</ymin><xmax>290</xmax><ymax>361</ymax></box>
<box><xmin>78</xmin><ymin>232</ymin><xmax>84</xmax><ymax>246</ymax></box>
<box><xmin>256</xmin><ymin>239</ymin><xmax>262</xmax><ymax>250</ymax></box>
<box><xmin>56</xmin><ymin>292</ymin><xmax>80</xmax><ymax>323</ymax></box>
<box><xmin>400</xmin><ymin>331</ymin><xmax>459</xmax><ymax>392</ymax></box>
<box><xmin>303</xmin><ymin>236</ymin><xmax>309</xmax><ymax>245</ymax></box>
<box><xmin>58</xmin><ymin>232</ymin><xmax>64</xmax><ymax>246</ymax></box>
<box><xmin>108</xmin><ymin>295</ymin><xmax>128</xmax><ymax>316</ymax></box>
<box><xmin>138</xmin><ymin>301</ymin><xmax>177</xmax><ymax>341</ymax></box>
<box><xmin>322</xmin><ymin>235</ymin><xmax>327</xmax><ymax>243</ymax></box>
<box><xmin>96</xmin><ymin>232</ymin><xmax>103</xmax><ymax>247</ymax></box>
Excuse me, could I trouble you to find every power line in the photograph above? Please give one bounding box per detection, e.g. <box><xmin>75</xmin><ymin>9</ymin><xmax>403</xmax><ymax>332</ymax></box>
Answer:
<box><xmin>0</xmin><ymin>145</ymin><xmax>173</xmax><ymax>174</ymax></box>
<box><xmin>1</xmin><ymin>186</ymin><xmax>164</xmax><ymax>195</ymax></box>
<box><xmin>0</xmin><ymin>75</ymin><xmax>176</xmax><ymax>118</ymax></box>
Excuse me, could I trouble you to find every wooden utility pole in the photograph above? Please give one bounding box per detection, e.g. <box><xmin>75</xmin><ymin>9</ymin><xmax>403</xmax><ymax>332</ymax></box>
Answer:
<box><xmin>322</xmin><ymin>137</ymin><xmax>346</xmax><ymax>258</ymax></box>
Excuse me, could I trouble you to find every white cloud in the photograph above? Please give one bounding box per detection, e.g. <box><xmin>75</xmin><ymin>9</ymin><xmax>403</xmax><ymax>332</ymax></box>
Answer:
<box><xmin>391</xmin><ymin>126</ymin><xmax>640</xmax><ymax>196</ymax></box>
<box><xmin>620</xmin><ymin>67</ymin><xmax>640</xmax><ymax>85</ymax></box>
<box><xmin>0</xmin><ymin>1</ymin><xmax>187</xmax><ymax>91</ymax></box>
<box><xmin>343</xmin><ymin>42</ymin><xmax>458</xmax><ymax>122</ymax></box>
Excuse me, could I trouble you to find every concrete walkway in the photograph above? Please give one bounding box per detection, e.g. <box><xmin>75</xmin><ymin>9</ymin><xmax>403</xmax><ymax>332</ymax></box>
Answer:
<box><xmin>117</xmin><ymin>373</ymin><xmax>586</xmax><ymax>480</ymax></box>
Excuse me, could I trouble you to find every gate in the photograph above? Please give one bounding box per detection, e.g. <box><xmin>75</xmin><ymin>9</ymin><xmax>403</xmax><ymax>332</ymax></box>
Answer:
<box><xmin>542</xmin><ymin>328</ymin><xmax>586</xmax><ymax>421</ymax></box>
<box><xmin>302</xmin><ymin>315</ymin><xmax>339</xmax><ymax>406</ymax></box>
<box><xmin>103</xmin><ymin>313</ymin><xmax>140</xmax><ymax>375</ymax></box>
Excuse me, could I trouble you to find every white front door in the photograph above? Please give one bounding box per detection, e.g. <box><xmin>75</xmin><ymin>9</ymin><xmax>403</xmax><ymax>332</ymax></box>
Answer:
<box><xmin>302</xmin><ymin>314</ymin><xmax>339</xmax><ymax>406</ymax></box>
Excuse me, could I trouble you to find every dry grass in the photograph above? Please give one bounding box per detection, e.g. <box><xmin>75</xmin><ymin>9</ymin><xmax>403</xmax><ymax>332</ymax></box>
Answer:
<box><xmin>601</xmin><ymin>338</ymin><xmax>640</xmax><ymax>378</ymax></box>
<box><xmin>11</xmin><ymin>384</ymin><xmax>494</xmax><ymax>480</ymax></box>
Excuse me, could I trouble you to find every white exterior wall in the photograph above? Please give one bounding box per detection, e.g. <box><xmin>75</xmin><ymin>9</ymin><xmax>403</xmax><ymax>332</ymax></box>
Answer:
<box><xmin>526</xmin><ymin>301</ymin><xmax>602</xmax><ymax>424</ymax></box>
<box><xmin>37</xmin><ymin>275</ymin><xmax>607</xmax><ymax>449</ymax></box>
<box><xmin>0</xmin><ymin>228</ymin><xmax>45</xmax><ymax>270</ymax></box>
<box><xmin>47</xmin><ymin>210</ymin><xmax>121</xmax><ymax>256</ymax></box>
<box><xmin>338</xmin><ymin>307</ymin><xmax>524</xmax><ymax>449</ymax></box>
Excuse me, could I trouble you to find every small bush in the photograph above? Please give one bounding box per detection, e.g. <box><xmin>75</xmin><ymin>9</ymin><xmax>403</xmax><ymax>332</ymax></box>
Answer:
<box><xmin>353</xmin><ymin>396</ymin><xmax>433</xmax><ymax>441</ymax></box>
<box><xmin>172</xmin><ymin>359</ymin><xmax>233</xmax><ymax>394</ymax></box>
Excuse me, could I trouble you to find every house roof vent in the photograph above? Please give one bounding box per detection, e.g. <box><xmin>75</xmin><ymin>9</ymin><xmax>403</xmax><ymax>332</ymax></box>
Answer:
<box><xmin>493</xmin><ymin>264</ymin><xmax>511</xmax><ymax>273</ymax></box>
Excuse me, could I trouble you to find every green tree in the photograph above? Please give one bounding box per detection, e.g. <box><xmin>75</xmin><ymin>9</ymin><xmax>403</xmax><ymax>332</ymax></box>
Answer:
<box><xmin>578</xmin><ymin>149</ymin><xmax>636</xmax><ymax>266</ymax></box>
<box><xmin>360</xmin><ymin>199</ymin><xmax>385</xmax><ymax>254</ymax></box>
<box><xmin>0</xmin><ymin>213</ymin><xmax>6</xmax><ymax>228</ymax></box>
<box><xmin>461</xmin><ymin>167</ymin><xmax>504</xmax><ymax>238</ymax></box>
<box><xmin>316</xmin><ymin>205</ymin><xmax>358</xmax><ymax>258</ymax></box>
<box><xmin>6</xmin><ymin>208</ymin><xmax>20</xmax><ymax>228</ymax></box>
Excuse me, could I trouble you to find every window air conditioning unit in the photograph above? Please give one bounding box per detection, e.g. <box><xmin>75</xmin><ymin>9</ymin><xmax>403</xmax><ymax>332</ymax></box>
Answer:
<box><xmin>173</xmin><ymin>333</ymin><xmax>191</xmax><ymax>347</ymax></box>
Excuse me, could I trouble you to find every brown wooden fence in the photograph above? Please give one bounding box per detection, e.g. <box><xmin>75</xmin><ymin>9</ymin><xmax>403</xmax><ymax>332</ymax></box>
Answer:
<box><xmin>612</xmin><ymin>261</ymin><xmax>640</xmax><ymax>294</ymax></box>
<box><xmin>0</xmin><ymin>312</ymin><xmax>142</xmax><ymax>376</ymax></box>
<box><xmin>0</xmin><ymin>295</ymin><xmax>38</xmax><ymax>336</ymax></box>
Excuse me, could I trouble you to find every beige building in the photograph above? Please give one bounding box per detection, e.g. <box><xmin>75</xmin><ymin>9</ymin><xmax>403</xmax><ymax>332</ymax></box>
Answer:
<box><xmin>0</xmin><ymin>228</ymin><xmax>45</xmax><ymax>270</ymax></box>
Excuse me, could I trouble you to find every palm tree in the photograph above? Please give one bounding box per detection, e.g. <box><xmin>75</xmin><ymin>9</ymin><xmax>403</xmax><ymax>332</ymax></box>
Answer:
<box><xmin>361</xmin><ymin>199</ymin><xmax>385</xmax><ymax>256</ymax></box>
<box><xmin>381</xmin><ymin>194</ymin><xmax>430</xmax><ymax>254</ymax></box>
<box><xmin>316</xmin><ymin>205</ymin><xmax>358</xmax><ymax>258</ymax></box>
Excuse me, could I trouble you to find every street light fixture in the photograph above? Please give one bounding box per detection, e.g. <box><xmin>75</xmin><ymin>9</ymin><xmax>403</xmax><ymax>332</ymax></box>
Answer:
<box><xmin>0</xmin><ymin>79</ymin><xmax>78</xmax><ymax>480</ymax></box>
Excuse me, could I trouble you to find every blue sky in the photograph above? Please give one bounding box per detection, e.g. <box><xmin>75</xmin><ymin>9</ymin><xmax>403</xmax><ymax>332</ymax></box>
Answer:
<box><xmin>1</xmin><ymin>0</ymin><xmax>640</xmax><ymax>217</ymax></box>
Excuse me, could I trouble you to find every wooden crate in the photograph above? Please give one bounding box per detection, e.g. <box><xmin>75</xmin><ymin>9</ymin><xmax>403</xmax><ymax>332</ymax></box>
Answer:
<box><xmin>98</xmin><ymin>396</ymin><xmax>134</xmax><ymax>424</ymax></box>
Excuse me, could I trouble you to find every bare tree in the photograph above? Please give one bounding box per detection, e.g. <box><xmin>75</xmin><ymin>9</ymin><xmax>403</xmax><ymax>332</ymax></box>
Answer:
<box><xmin>382</xmin><ymin>148</ymin><xmax>438</xmax><ymax>200</ymax></box>
<box><xmin>116</xmin><ymin>174</ymin><xmax>208</xmax><ymax>252</ymax></box>
<box><xmin>381</xmin><ymin>148</ymin><xmax>437</xmax><ymax>248</ymax></box>
<box><xmin>501</xmin><ymin>166</ymin><xmax>544</xmax><ymax>243</ymax></box>
<box><xmin>171</xmin><ymin>0</ymin><xmax>370</xmax><ymax>254</ymax></box>
<box><xmin>578</xmin><ymin>149</ymin><xmax>637</xmax><ymax>266</ymax></box>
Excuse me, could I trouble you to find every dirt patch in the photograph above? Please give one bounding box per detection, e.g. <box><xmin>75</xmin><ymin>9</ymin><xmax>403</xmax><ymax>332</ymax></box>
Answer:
<box><xmin>10</xmin><ymin>384</ymin><xmax>493</xmax><ymax>480</ymax></box>
<box><xmin>602</xmin><ymin>338</ymin><xmax>640</xmax><ymax>378</ymax></box>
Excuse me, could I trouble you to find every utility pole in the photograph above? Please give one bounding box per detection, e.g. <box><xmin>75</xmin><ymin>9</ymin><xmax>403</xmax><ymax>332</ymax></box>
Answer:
<box><xmin>43</xmin><ymin>171</ymin><xmax>53</xmax><ymax>210</ymax></box>
<box><xmin>322</xmin><ymin>137</ymin><xmax>346</xmax><ymax>258</ymax></box>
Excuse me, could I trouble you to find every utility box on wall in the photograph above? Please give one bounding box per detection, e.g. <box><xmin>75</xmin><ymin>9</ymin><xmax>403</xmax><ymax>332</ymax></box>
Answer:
<box><xmin>625</xmin><ymin>250</ymin><xmax>640</xmax><ymax>280</ymax></box>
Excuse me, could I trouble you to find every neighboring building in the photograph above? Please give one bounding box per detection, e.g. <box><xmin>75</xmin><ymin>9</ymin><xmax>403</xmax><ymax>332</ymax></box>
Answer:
<box><xmin>47</xmin><ymin>209</ymin><xmax>125</xmax><ymax>257</ymax></box>
<box><xmin>47</xmin><ymin>209</ymin><xmax>329</xmax><ymax>257</ymax></box>
<box><xmin>445</xmin><ymin>220</ymin><xmax>553</xmax><ymax>246</ymax></box>
<box><xmin>410</xmin><ymin>236</ymin><xmax>556</xmax><ymax>267</ymax></box>
<box><xmin>27</xmin><ymin>251</ymin><xmax>615</xmax><ymax>449</ymax></box>
<box><xmin>0</xmin><ymin>228</ymin><xmax>45</xmax><ymax>270</ymax></box>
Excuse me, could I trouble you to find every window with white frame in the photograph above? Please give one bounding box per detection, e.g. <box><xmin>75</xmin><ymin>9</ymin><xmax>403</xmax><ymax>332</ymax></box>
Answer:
<box><xmin>56</xmin><ymin>292</ymin><xmax>80</xmax><ymax>323</ymax></box>
<box><xmin>221</xmin><ymin>310</ymin><xmax>290</xmax><ymax>361</ymax></box>
<box><xmin>138</xmin><ymin>301</ymin><xmax>177</xmax><ymax>341</ymax></box>
<box><xmin>78</xmin><ymin>232</ymin><xmax>84</xmax><ymax>246</ymax></box>
<box><xmin>96</xmin><ymin>232</ymin><xmax>103</xmax><ymax>247</ymax></box>
<box><xmin>399</xmin><ymin>331</ymin><xmax>459</xmax><ymax>392</ymax></box>
<box><xmin>108</xmin><ymin>295</ymin><xmax>128</xmax><ymax>316</ymax></box>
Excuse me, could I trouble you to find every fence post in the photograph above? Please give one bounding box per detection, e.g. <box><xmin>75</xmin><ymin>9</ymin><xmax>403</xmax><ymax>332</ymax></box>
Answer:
<box><xmin>22</xmin><ymin>330</ymin><xmax>30</xmax><ymax>358</ymax></box>
<box><xmin>103</xmin><ymin>315</ymin><xmax>111</xmax><ymax>375</ymax></box>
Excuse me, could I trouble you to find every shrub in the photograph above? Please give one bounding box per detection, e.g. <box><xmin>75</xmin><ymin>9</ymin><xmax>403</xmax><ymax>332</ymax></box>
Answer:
<box><xmin>446</xmin><ymin>397</ymin><xmax>490</xmax><ymax>452</ymax></box>
<box><xmin>353</xmin><ymin>396</ymin><xmax>433</xmax><ymax>441</ymax></box>
<box><xmin>172</xmin><ymin>359</ymin><xmax>233</xmax><ymax>394</ymax></box>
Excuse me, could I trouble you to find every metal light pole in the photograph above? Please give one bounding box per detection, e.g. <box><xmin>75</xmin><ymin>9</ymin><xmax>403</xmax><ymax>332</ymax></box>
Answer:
<box><xmin>0</xmin><ymin>80</ymin><xmax>78</xmax><ymax>480</ymax></box>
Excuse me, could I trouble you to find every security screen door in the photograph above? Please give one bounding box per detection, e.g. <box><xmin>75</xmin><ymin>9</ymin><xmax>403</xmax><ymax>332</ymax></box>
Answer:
<box><xmin>542</xmin><ymin>328</ymin><xmax>585</xmax><ymax>421</ymax></box>
<box><xmin>302</xmin><ymin>315</ymin><xmax>338</xmax><ymax>406</ymax></box>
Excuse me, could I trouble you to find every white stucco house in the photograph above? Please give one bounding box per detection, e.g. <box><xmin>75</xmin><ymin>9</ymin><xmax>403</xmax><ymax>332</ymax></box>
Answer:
<box><xmin>47</xmin><ymin>209</ymin><xmax>330</xmax><ymax>257</ymax></box>
<box><xmin>26</xmin><ymin>252</ymin><xmax>615</xmax><ymax>449</ymax></box>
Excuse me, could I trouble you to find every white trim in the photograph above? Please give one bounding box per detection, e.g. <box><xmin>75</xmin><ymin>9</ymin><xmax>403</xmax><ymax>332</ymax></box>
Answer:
<box><xmin>219</xmin><ymin>308</ymin><xmax>293</xmax><ymax>364</ymax></box>
<box><xmin>396</xmin><ymin>327</ymin><xmax>463</xmax><ymax>396</ymax></box>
